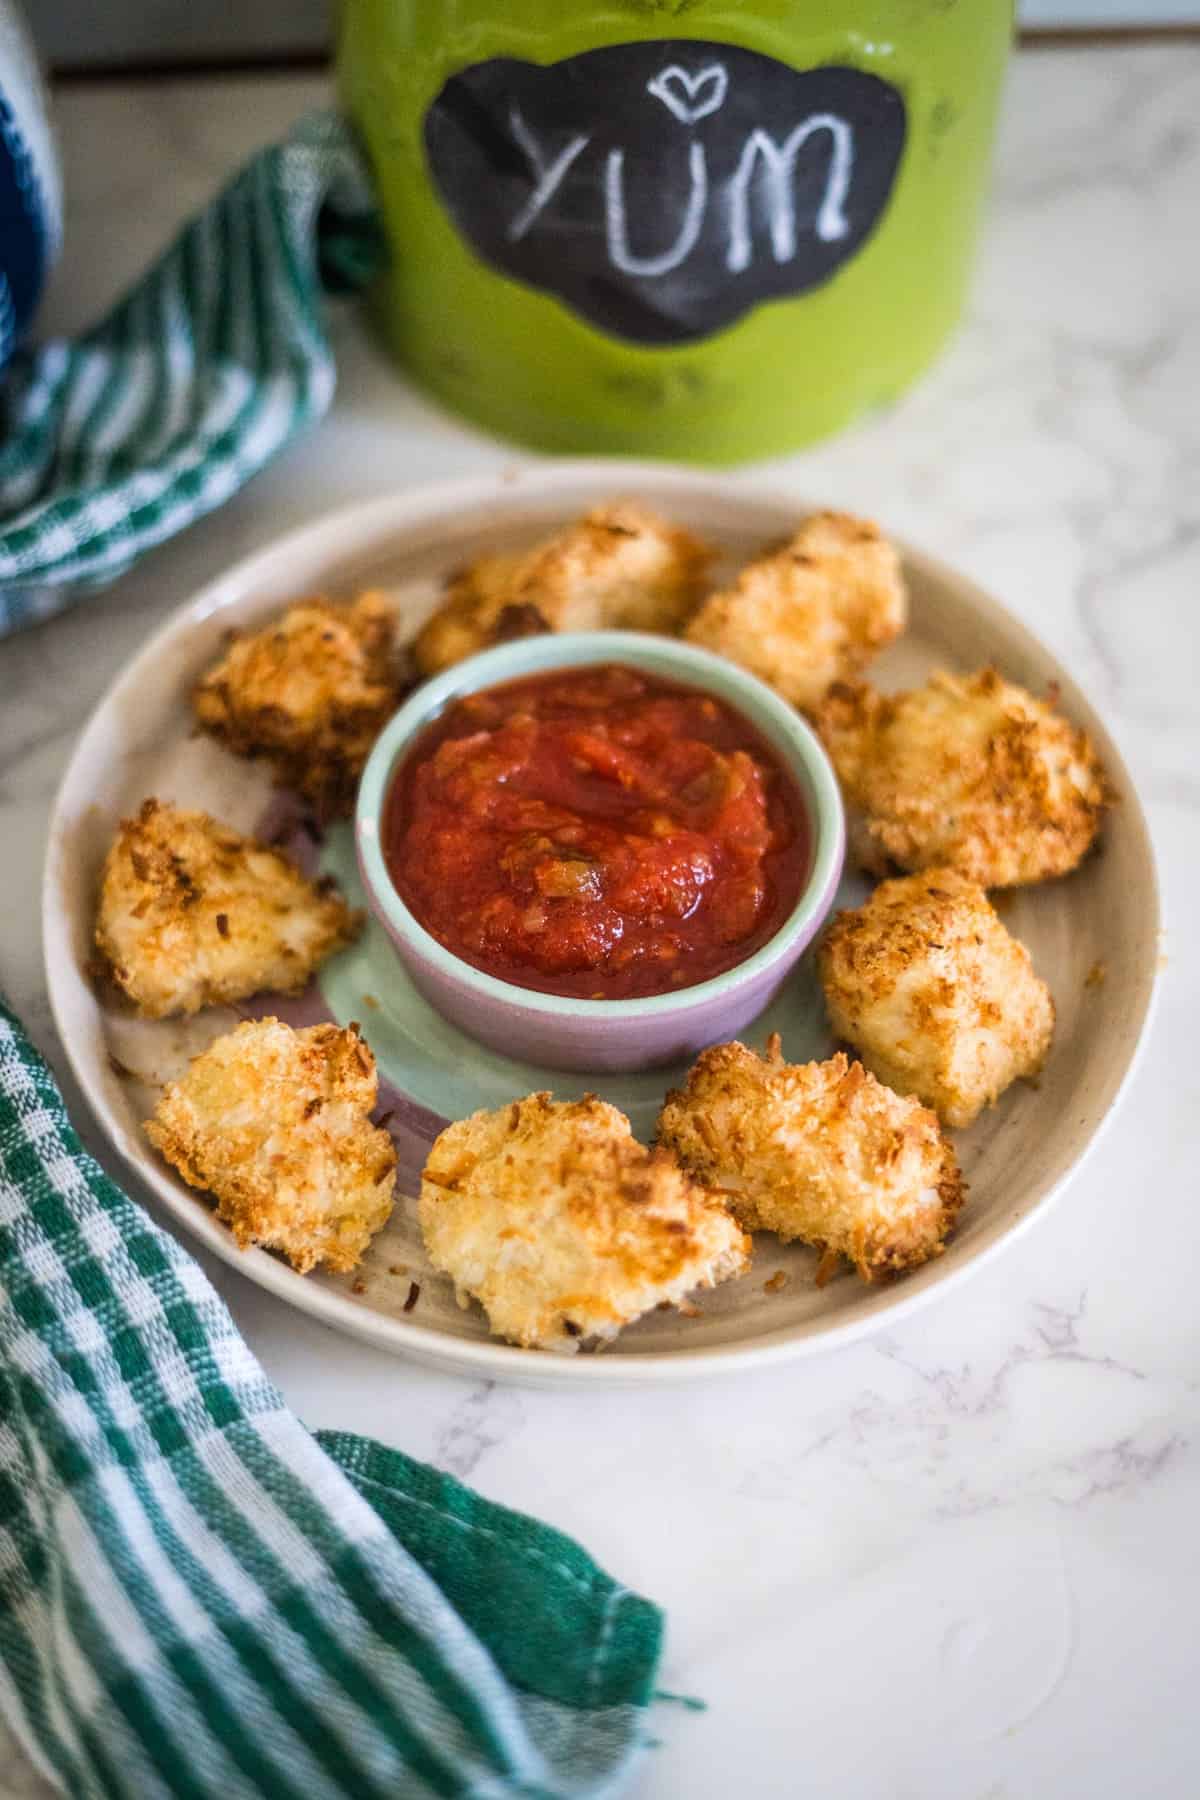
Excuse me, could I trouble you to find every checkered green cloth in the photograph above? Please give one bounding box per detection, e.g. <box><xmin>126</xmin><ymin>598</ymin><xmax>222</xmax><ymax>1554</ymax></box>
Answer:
<box><xmin>0</xmin><ymin>994</ymin><xmax>665</xmax><ymax>1799</ymax></box>
<box><xmin>0</xmin><ymin>110</ymin><xmax>384</xmax><ymax>635</ymax></box>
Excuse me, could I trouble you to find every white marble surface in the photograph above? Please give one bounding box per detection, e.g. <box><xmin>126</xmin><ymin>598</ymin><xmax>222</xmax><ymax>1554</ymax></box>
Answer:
<box><xmin>2</xmin><ymin>46</ymin><xmax>1198</xmax><ymax>1799</ymax></box>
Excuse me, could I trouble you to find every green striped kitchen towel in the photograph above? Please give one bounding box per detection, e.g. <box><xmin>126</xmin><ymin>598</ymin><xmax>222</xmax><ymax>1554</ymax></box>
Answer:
<box><xmin>0</xmin><ymin>992</ymin><xmax>664</xmax><ymax>1799</ymax></box>
<box><xmin>0</xmin><ymin>110</ymin><xmax>384</xmax><ymax>635</ymax></box>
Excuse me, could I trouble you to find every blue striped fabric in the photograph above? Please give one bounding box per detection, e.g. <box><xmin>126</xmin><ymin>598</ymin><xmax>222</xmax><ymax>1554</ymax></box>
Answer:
<box><xmin>0</xmin><ymin>110</ymin><xmax>384</xmax><ymax>634</ymax></box>
<box><xmin>0</xmin><ymin>0</ymin><xmax>61</xmax><ymax>371</ymax></box>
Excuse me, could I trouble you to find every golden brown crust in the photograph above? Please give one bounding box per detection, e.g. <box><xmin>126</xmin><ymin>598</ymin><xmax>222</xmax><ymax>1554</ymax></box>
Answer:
<box><xmin>193</xmin><ymin>590</ymin><xmax>402</xmax><ymax>819</ymax></box>
<box><xmin>418</xmin><ymin>1092</ymin><xmax>750</xmax><ymax>1351</ymax></box>
<box><xmin>412</xmin><ymin>503</ymin><xmax>713</xmax><ymax>676</ymax></box>
<box><xmin>145</xmin><ymin>1019</ymin><xmax>396</xmax><ymax>1274</ymax></box>
<box><xmin>819</xmin><ymin>867</ymin><xmax>1055</xmax><ymax>1128</ymax></box>
<box><xmin>813</xmin><ymin>668</ymin><xmax>1110</xmax><ymax>885</ymax></box>
<box><xmin>657</xmin><ymin>1040</ymin><xmax>963</xmax><ymax>1282</ymax></box>
<box><xmin>94</xmin><ymin>797</ymin><xmax>361</xmax><ymax>1019</ymax></box>
<box><xmin>685</xmin><ymin>511</ymin><xmax>906</xmax><ymax>710</ymax></box>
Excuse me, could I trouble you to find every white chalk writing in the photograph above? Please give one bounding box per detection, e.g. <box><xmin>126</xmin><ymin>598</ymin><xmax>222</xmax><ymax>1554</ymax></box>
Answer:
<box><xmin>507</xmin><ymin>106</ymin><xmax>590</xmax><ymax>242</ymax></box>
<box><xmin>646</xmin><ymin>63</ymin><xmax>728</xmax><ymax>125</ymax></box>
<box><xmin>604</xmin><ymin>141</ymin><xmax>708</xmax><ymax>278</ymax></box>
<box><xmin>726</xmin><ymin>114</ymin><xmax>854</xmax><ymax>274</ymax></box>
<box><xmin>505</xmin><ymin>81</ymin><xmax>858</xmax><ymax>283</ymax></box>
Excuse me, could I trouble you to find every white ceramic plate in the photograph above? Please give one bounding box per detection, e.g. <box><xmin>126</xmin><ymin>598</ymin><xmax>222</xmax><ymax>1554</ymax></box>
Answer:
<box><xmin>43</xmin><ymin>464</ymin><xmax>1160</xmax><ymax>1388</ymax></box>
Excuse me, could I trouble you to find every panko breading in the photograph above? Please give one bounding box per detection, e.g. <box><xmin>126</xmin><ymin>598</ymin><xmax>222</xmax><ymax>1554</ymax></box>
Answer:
<box><xmin>145</xmin><ymin>1018</ymin><xmax>396</xmax><ymax>1274</ymax></box>
<box><xmin>814</xmin><ymin>668</ymin><xmax>1109</xmax><ymax>885</ymax></box>
<box><xmin>412</xmin><ymin>503</ymin><xmax>712</xmax><ymax>676</ymax></box>
<box><xmin>657</xmin><ymin>1038</ymin><xmax>963</xmax><ymax>1282</ymax></box>
<box><xmin>684</xmin><ymin>511</ymin><xmax>906</xmax><ymax>710</ymax></box>
<box><xmin>193</xmin><ymin>590</ymin><xmax>402</xmax><ymax>819</ymax></box>
<box><xmin>419</xmin><ymin>1093</ymin><xmax>750</xmax><ymax>1351</ymax></box>
<box><xmin>94</xmin><ymin>798</ymin><xmax>360</xmax><ymax>1019</ymax></box>
<box><xmin>819</xmin><ymin>868</ymin><xmax>1055</xmax><ymax>1129</ymax></box>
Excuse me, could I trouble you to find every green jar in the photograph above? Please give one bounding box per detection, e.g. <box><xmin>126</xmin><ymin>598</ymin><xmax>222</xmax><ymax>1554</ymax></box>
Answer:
<box><xmin>338</xmin><ymin>1</ymin><xmax>1012</xmax><ymax>464</ymax></box>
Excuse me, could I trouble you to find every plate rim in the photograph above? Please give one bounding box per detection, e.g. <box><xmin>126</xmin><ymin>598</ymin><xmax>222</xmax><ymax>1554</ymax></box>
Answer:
<box><xmin>42</xmin><ymin>460</ymin><xmax>1162</xmax><ymax>1389</ymax></box>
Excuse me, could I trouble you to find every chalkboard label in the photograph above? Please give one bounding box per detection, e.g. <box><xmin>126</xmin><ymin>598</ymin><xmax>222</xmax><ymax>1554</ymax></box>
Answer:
<box><xmin>423</xmin><ymin>41</ymin><xmax>906</xmax><ymax>346</ymax></box>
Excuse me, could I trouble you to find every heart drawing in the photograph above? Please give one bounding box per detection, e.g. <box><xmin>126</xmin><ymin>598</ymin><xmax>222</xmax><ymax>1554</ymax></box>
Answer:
<box><xmin>646</xmin><ymin>63</ymin><xmax>729</xmax><ymax>126</ymax></box>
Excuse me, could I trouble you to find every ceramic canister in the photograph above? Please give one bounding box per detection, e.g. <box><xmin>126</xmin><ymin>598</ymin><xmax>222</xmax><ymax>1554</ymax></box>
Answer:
<box><xmin>339</xmin><ymin>0</ymin><xmax>1012</xmax><ymax>463</ymax></box>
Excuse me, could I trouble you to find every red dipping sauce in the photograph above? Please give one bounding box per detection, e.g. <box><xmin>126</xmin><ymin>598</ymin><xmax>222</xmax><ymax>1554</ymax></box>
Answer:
<box><xmin>384</xmin><ymin>664</ymin><xmax>810</xmax><ymax>1000</ymax></box>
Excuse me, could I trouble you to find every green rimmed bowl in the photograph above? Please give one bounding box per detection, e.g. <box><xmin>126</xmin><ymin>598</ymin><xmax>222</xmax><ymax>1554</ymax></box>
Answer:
<box><xmin>355</xmin><ymin>632</ymin><xmax>845</xmax><ymax>1072</ymax></box>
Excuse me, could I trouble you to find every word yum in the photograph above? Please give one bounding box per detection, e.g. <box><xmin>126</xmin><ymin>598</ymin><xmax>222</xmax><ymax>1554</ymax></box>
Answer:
<box><xmin>507</xmin><ymin>64</ymin><xmax>855</xmax><ymax>281</ymax></box>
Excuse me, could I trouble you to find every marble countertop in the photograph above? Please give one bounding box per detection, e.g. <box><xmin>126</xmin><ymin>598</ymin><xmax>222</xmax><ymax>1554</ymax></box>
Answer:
<box><xmin>3</xmin><ymin>43</ymin><xmax>1198</xmax><ymax>1799</ymax></box>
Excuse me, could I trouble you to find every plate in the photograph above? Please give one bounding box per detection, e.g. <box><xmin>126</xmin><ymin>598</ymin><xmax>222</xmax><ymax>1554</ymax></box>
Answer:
<box><xmin>43</xmin><ymin>463</ymin><xmax>1160</xmax><ymax>1387</ymax></box>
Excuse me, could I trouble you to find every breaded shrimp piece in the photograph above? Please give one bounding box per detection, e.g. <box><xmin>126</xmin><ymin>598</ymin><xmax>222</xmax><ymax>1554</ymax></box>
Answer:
<box><xmin>94</xmin><ymin>798</ymin><xmax>360</xmax><ymax>1019</ymax></box>
<box><xmin>193</xmin><ymin>590</ymin><xmax>402</xmax><ymax>819</ymax></box>
<box><xmin>819</xmin><ymin>868</ymin><xmax>1055</xmax><ymax>1129</ymax></box>
<box><xmin>658</xmin><ymin>1038</ymin><xmax>963</xmax><ymax>1282</ymax></box>
<box><xmin>145</xmin><ymin>1018</ymin><xmax>396</xmax><ymax>1274</ymax></box>
<box><xmin>814</xmin><ymin>668</ymin><xmax>1109</xmax><ymax>885</ymax></box>
<box><xmin>413</xmin><ymin>502</ymin><xmax>712</xmax><ymax>676</ymax></box>
<box><xmin>684</xmin><ymin>511</ymin><xmax>906</xmax><ymax>710</ymax></box>
<box><xmin>419</xmin><ymin>1092</ymin><xmax>749</xmax><ymax>1351</ymax></box>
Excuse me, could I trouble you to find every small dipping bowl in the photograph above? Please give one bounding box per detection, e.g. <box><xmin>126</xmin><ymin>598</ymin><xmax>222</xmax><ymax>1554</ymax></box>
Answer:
<box><xmin>356</xmin><ymin>633</ymin><xmax>845</xmax><ymax>1072</ymax></box>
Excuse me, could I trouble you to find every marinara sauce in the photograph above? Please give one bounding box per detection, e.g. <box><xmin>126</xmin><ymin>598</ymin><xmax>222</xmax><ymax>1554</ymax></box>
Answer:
<box><xmin>384</xmin><ymin>664</ymin><xmax>810</xmax><ymax>1000</ymax></box>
